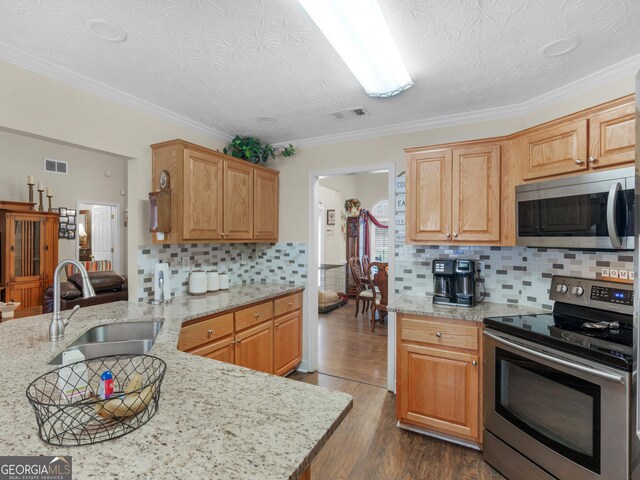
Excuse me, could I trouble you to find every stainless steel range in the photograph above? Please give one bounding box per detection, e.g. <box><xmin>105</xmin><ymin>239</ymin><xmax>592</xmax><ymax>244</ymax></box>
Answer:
<box><xmin>482</xmin><ymin>275</ymin><xmax>637</xmax><ymax>480</ymax></box>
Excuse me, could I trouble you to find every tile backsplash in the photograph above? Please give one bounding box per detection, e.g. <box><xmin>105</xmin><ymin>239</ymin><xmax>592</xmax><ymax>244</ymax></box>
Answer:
<box><xmin>136</xmin><ymin>242</ymin><xmax>307</xmax><ymax>302</ymax></box>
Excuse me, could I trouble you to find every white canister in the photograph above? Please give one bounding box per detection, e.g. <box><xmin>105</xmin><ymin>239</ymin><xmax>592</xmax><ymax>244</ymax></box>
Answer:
<box><xmin>188</xmin><ymin>271</ymin><xmax>207</xmax><ymax>295</ymax></box>
<box><xmin>207</xmin><ymin>270</ymin><xmax>220</xmax><ymax>292</ymax></box>
<box><xmin>219</xmin><ymin>272</ymin><xmax>229</xmax><ymax>290</ymax></box>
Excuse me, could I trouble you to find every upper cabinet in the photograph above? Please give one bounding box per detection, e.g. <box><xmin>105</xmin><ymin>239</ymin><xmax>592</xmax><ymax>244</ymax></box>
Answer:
<box><xmin>151</xmin><ymin>140</ymin><xmax>279</xmax><ymax>244</ymax></box>
<box><xmin>519</xmin><ymin>95</ymin><xmax>635</xmax><ymax>181</ymax></box>
<box><xmin>406</xmin><ymin>142</ymin><xmax>501</xmax><ymax>244</ymax></box>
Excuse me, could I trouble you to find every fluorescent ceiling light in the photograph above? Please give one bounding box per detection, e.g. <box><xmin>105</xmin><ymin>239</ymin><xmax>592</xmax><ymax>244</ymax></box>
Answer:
<box><xmin>299</xmin><ymin>0</ymin><xmax>413</xmax><ymax>98</ymax></box>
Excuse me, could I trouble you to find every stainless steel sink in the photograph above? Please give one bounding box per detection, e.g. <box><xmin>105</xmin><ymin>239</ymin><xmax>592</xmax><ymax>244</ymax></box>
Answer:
<box><xmin>49</xmin><ymin>321</ymin><xmax>163</xmax><ymax>365</ymax></box>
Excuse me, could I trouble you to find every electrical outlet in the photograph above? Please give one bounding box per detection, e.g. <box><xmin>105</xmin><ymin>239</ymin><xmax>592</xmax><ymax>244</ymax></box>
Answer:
<box><xmin>609</xmin><ymin>269</ymin><xmax>619</xmax><ymax>278</ymax></box>
<box><xmin>619</xmin><ymin>270</ymin><xmax>629</xmax><ymax>280</ymax></box>
<box><xmin>240</xmin><ymin>252</ymin><xmax>247</xmax><ymax>265</ymax></box>
<box><xmin>601</xmin><ymin>268</ymin><xmax>610</xmax><ymax>278</ymax></box>
<box><xmin>181</xmin><ymin>256</ymin><xmax>191</xmax><ymax>271</ymax></box>
<box><xmin>630</xmin><ymin>271</ymin><xmax>635</xmax><ymax>280</ymax></box>
<box><xmin>475</xmin><ymin>261</ymin><xmax>483</xmax><ymax>275</ymax></box>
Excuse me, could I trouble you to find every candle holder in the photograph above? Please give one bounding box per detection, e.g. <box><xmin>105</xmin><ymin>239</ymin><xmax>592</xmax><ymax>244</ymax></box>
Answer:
<box><xmin>47</xmin><ymin>195</ymin><xmax>53</xmax><ymax>212</ymax></box>
<box><xmin>28</xmin><ymin>183</ymin><xmax>34</xmax><ymax>209</ymax></box>
<box><xmin>37</xmin><ymin>188</ymin><xmax>44</xmax><ymax>212</ymax></box>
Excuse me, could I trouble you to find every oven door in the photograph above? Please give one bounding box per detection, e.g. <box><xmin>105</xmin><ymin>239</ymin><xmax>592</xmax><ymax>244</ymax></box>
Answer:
<box><xmin>515</xmin><ymin>171</ymin><xmax>634</xmax><ymax>250</ymax></box>
<box><xmin>483</xmin><ymin>330</ymin><xmax>629</xmax><ymax>480</ymax></box>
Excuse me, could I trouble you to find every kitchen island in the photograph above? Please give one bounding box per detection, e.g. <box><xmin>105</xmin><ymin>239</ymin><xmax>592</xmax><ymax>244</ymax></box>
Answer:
<box><xmin>0</xmin><ymin>284</ymin><xmax>352</xmax><ymax>479</ymax></box>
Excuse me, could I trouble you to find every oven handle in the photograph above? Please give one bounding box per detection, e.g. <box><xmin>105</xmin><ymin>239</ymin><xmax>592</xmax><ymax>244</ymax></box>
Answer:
<box><xmin>483</xmin><ymin>331</ymin><xmax>626</xmax><ymax>385</ymax></box>
<box><xmin>606</xmin><ymin>181</ymin><xmax>623</xmax><ymax>249</ymax></box>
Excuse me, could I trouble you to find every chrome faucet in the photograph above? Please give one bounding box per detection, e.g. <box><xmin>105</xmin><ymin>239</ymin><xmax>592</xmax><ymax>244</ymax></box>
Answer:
<box><xmin>49</xmin><ymin>259</ymin><xmax>97</xmax><ymax>341</ymax></box>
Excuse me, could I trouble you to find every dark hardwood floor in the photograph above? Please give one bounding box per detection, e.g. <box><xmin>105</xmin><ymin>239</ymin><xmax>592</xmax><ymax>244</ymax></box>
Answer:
<box><xmin>318</xmin><ymin>303</ymin><xmax>387</xmax><ymax>387</ymax></box>
<box><xmin>290</xmin><ymin>372</ymin><xmax>504</xmax><ymax>480</ymax></box>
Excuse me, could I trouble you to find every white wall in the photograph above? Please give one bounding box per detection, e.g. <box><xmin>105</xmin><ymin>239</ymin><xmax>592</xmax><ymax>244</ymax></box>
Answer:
<box><xmin>0</xmin><ymin>59</ymin><xmax>227</xmax><ymax>296</ymax></box>
<box><xmin>0</xmin><ymin>129</ymin><xmax>127</xmax><ymax>266</ymax></box>
<box><xmin>272</xmin><ymin>75</ymin><xmax>635</xmax><ymax>243</ymax></box>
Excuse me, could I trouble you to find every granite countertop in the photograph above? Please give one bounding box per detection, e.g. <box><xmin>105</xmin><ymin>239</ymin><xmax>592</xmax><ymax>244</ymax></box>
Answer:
<box><xmin>389</xmin><ymin>294</ymin><xmax>548</xmax><ymax>322</ymax></box>
<box><xmin>0</xmin><ymin>283</ymin><xmax>352</xmax><ymax>479</ymax></box>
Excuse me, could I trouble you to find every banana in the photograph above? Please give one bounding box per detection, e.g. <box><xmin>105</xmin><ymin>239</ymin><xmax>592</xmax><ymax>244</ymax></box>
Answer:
<box><xmin>95</xmin><ymin>374</ymin><xmax>155</xmax><ymax>418</ymax></box>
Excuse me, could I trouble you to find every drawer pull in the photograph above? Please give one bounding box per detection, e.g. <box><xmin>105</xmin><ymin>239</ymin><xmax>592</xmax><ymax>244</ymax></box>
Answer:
<box><xmin>207</xmin><ymin>329</ymin><xmax>213</xmax><ymax>336</ymax></box>
<box><xmin>254</xmin><ymin>313</ymin><xmax>261</xmax><ymax>318</ymax></box>
<box><xmin>575</xmin><ymin>158</ymin><xmax>584</xmax><ymax>165</ymax></box>
<box><xmin>472</xmin><ymin>360</ymin><xmax>478</xmax><ymax>366</ymax></box>
<box><xmin>288</xmin><ymin>302</ymin><xmax>293</xmax><ymax>307</ymax></box>
<box><xmin>435</xmin><ymin>332</ymin><xmax>442</xmax><ymax>338</ymax></box>
<box><xmin>274</xmin><ymin>322</ymin><xmax>281</xmax><ymax>327</ymax></box>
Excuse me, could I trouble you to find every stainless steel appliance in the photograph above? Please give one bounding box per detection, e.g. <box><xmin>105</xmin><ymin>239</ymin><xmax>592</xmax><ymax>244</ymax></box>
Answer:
<box><xmin>516</xmin><ymin>167</ymin><xmax>634</xmax><ymax>250</ymax></box>
<box><xmin>432</xmin><ymin>259</ymin><xmax>476</xmax><ymax>307</ymax></box>
<box><xmin>483</xmin><ymin>275</ymin><xmax>634</xmax><ymax>479</ymax></box>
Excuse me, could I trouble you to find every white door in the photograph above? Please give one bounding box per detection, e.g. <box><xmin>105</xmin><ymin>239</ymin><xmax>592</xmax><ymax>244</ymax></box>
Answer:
<box><xmin>92</xmin><ymin>206</ymin><xmax>114</xmax><ymax>265</ymax></box>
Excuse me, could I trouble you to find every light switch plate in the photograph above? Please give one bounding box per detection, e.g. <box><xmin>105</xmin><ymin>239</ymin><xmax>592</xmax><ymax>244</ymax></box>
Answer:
<box><xmin>181</xmin><ymin>256</ymin><xmax>191</xmax><ymax>271</ymax></box>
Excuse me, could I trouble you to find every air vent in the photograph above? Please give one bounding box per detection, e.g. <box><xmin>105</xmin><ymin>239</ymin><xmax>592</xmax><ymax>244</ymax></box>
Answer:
<box><xmin>44</xmin><ymin>158</ymin><xmax>68</xmax><ymax>175</ymax></box>
<box><xmin>330</xmin><ymin>106</ymin><xmax>371</xmax><ymax>120</ymax></box>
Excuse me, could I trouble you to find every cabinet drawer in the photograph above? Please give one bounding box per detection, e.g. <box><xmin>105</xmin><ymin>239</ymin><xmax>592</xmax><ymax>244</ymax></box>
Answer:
<box><xmin>401</xmin><ymin>315</ymin><xmax>478</xmax><ymax>351</ymax></box>
<box><xmin>178</xmin><ymin>313</ymin><xmax>234</xmax><ymax>351</ymax></box>
<box><xmin>274</xmin><ymin>293</ymin><xmax>302</xmax><ymax>317</ymax></box>
<box><xmin>235</xmin><ymin>301</ymin><xmax>273</xmax><ymax>331</ymax></box>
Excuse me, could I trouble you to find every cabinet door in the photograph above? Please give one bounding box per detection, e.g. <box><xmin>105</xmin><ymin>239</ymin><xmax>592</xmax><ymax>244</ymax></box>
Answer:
<box><xmin>7</xmin><ymin>214</ymin><xmax>43</xmax><ymax>282</ymax></box>
<box><xmin>253</xmin><ymin>169</ymin><xmax>279</xmax><ymax>242</ymax></box>
<box><xmin>406</xmin><ymin>150</ymin><xmax>452</xmax><ymax>242</ymax></box>
<box><xmin>234</xmin><ymin>320</ymin><xmax>273</xmax><ymax>374</ymax></box>
<box><xmin>183</xmin><ymin>149</ymin><xmax>224</xmax><ymax>240</ymax></box>
<box><xmin>224</xmin><ymin>160</ymin><xmax>254</xmax><ymax>241</ymax></box>
<box><xmin>588</xmin><ymin>102</ymin><xmax>635</xmax><ymax>169</ymax></box>
<box><xmin>522</xmin><ymin>119</ymin><xmax>588</xmax><ymax>180</ymax></box>
<box><xmin>452</xmin><ymin>145</ymin><xmax>500</xmax><ymax>242</ymax></box>
<box><xmin>398</xmin><ymin>343</ymin><xmax>479</xmax><ymax>441</ymax></box>
<box><xmin>189</xmin><ymin>335</ymin><xmax>235</xmax><ymax>364</ymax></box>
<box><xmin>6</xmin><ymin>281</ymin><xmax>43</xmax><ymax>309</ymax></box>
<box><xmin>273</xmin><ymin>311</ymin><xmax>302</xmax><ymax>376</ymax></box>
<box><xmin>42</xmin><ymin>216</ymin><xmax>58</xmax><ymax>288</ymax></box>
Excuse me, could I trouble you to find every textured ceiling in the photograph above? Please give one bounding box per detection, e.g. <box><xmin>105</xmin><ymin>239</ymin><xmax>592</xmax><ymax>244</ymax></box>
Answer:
<box><xmin>1</xmin><ymin>0</ymin><xmax>640</xmax><ymax>144</ymax></box>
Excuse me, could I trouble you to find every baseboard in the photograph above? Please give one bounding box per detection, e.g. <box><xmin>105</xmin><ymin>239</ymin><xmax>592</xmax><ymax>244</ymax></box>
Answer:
<box><xmin>397</xmin><ymin>421</ymin><xmax>481</xmax><ymax>451</ymax></box>
<box><xmin>296</xmin><ymin>359</ymin><xmax>313</xmax><ymax>373</ymax></box>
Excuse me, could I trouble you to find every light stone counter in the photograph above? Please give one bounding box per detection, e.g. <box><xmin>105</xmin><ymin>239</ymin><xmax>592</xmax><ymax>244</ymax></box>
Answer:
<box><xmin>0</xmin><ymin>283</ymin><xmax>352</xmax><ymax>479</ymax></box>
<box><xmin>390</xmin><ymin>294</ymin><xmax>548</xmax><ymax>322</ymax></box>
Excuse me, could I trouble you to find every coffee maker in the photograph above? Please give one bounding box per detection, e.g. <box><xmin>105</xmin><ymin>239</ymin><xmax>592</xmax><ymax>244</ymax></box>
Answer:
<box><xmin>432</xmin><ymin>259</ymin><xmax>476</xmax><ymax>307</ymax></box>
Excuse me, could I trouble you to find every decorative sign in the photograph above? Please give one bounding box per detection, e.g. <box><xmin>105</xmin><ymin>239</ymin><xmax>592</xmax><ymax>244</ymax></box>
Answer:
<box><xmin>395</xmin><ymin>173</ymin><xmax>406</xmax><ymax>243</ymax></box>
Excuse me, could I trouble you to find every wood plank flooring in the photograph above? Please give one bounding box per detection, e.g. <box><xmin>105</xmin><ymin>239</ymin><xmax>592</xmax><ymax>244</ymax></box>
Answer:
<box><xmin>318</xmin><ymin>303</ymin><xmax>387</xmax><ymax>387</ymax></box>
<box><xmin>290</xmin><ymin>372</ymin><xmax>504</xmax><ymax>480</ymax></box>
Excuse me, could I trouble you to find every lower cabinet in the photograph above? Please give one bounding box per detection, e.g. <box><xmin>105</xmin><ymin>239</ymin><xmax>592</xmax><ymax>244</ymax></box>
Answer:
<box><xmin>396</xmin><ymin>314</ymin><xmax>482</xmax><ymax>446</ymax></box>
<box><xmin>178</xmin><ymin>292</ymin><xmax>303</xmax><ymax>377</ymax></box>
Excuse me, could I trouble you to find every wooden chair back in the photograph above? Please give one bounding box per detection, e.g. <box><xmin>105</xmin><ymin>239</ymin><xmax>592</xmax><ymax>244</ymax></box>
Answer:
<box><xmin>367</xmin><ymin>262</ymin><xmax>389</xmax><ymax>308</ymax></box>
<box><xmin>361</xmin><ymin>255</ymin><xmax>370</xmax><ymax>278</ymax></box>
<box><xmin>349</xmin><ymin>257</ymin><xmax>363</xmax><ymax>289</ymax></box>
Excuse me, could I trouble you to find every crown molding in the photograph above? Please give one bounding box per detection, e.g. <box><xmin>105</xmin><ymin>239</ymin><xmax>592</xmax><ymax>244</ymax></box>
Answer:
<box><xmin>0</xmin><ymin>43</ymin><xmax>232</xmax><ymax>142</ymax></box>
<box><xmin>279</xmin><ymin>53</ymin><xmax>640</xmax><ymax>148</ymax></box>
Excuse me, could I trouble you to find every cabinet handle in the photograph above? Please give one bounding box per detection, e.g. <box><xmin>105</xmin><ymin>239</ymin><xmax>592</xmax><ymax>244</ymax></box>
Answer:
<box><xmin>9</xmin><ymin>245</ymin><xmax>14</xmax><ymax>252</ymax></box>
<box><xmin>44</xmin><ymin>245</ymin><xmax>49</xmax><ymax>252</ymax></box>
<box><xmin>274</xmin><ymin>322</ymin><xmax>281</xmax><ymax>327</ymax></box>
<box><xmin>472</xmin><ymin>361</ymin><xmax>478</xmax><ymax>366</ymax></box>
<box><xmin>288</xmin><ymin>302</ymin><xmax>293</xmax><ymax>307</ymax></box>
<box><xmin>445</xmin><ymin>232</ymin><xmax>450</xmax><ymax>238</ymax></box>
<box><xmin>575</xmin><ymin>158</ymin><xmax>584</xmax><ymax>165</ymax></box>
<box><xmin>207</xmin><ymin>329</ymin><xmax>213</xmax><ymax>336</ymax></box>
<box><xmin>453</xmin><ymin>233</ymin><xmax>458</xmax><ymax>238</ymax></box>
<box><xmin>435</xmin><ymin>331</ymin><xmax>442</xmax><ymax>338</ymax></box>
<box><xmin>254</xmin><ymin>313</ymin><xmax>260</xmax><ymax>318</ymax></box>
<box><xmin>588</xmin><ymin>156</ymin><xmax>597</xmax><ymax>164</ymax></box>
<box><xmin>256</xmin><ymin>233</ymin><xmax>260</xmax><ymax>237</ymax></box>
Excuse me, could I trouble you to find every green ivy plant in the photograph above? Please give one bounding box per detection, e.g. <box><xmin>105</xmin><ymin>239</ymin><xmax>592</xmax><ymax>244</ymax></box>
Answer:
<box><xmin>222</xmin><ymin>135</ymin><xmax>296</xmax><ymax>164</ymax></box>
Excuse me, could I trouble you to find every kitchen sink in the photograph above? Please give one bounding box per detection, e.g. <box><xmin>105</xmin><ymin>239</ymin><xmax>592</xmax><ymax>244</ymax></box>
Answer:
<box><xmin>49</xmin><ymin>321</ymin><xmax>163</xmax><ymax>365</ymax></box>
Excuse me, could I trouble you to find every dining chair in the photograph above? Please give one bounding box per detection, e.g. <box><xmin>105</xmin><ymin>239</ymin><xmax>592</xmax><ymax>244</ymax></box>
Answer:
<box><xmin>361</xmin><ymin>255</ymin><xmax>370</xmax><ymax>279</ymax></box>
<box><xmin>367</xmin><ymin>262</ymin><xmax>388</xmax><ymax>332</ymax></box>
<box><xmin>349</xmin><ymin>256</ymin><xmax>372</xmax><ymax>317</ymax></box>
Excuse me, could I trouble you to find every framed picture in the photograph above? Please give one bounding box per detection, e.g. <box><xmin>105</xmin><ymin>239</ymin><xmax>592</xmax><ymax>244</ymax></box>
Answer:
<box><xmin>327</xmin><ymin>209</ymin><xmax>335</xmax><ymax>225</ymax></box>
<box><xmin>58</xmin><ymin>206</ymin><xmax>77</xmax><ymax>239</ymax></box>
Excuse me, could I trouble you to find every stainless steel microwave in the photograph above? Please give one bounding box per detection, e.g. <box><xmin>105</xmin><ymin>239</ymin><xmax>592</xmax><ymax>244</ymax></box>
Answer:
<box><xmin>515</xmin><ymin>167</ymin><xmax>634</xmax><ymax>250</ymax></box>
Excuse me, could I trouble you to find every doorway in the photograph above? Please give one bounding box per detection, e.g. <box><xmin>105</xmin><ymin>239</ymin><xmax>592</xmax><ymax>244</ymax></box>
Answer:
<box><xmin>307</xmin><ymin>163</ymin><xmax>396</xmax><ymax>392</ymax></box>
<box><xmin>77</xmin><ymin>201</ymin><xmax>122</xmax><ymax>273</ymax></box>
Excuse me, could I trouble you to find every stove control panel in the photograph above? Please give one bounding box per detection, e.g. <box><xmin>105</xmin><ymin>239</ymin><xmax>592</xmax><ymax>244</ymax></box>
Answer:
<box><xmin>550</xmin><ymin>275</ymin><xmax>633</xmax><ymax>315</ymax></box>
<box><xmin>590</xmin><ymin>285</ymin><xmax>633</xmax><ymax>306</ymax></box>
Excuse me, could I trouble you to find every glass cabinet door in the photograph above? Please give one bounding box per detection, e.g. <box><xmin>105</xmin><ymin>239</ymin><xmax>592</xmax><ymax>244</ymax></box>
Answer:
<box><xmin>12</xmin><ymin>217</ymin><xmax>42</xmax><ymax>279</ymax></box>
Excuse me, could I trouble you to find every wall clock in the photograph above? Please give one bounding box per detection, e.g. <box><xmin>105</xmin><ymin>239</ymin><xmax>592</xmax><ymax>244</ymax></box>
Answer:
<box><xmin>159</xmin><ymin>170</ymin><xmax>170</xmax><ymax>190</ymax></box>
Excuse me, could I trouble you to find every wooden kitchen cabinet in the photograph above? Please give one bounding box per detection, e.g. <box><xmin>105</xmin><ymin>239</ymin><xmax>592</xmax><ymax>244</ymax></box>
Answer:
<box><xmin>519</xmin><ymin>95</ymin><xmax>635</xmax><ymax>181</ymax></box>
<box><xmin>183</xmin><ymin>149</ymin><xmax>224</xmax><ymax>240</ymax></box>
<box><xmin>254</xmin><ymin>169</ymin><xmax>279</xmax><ymax>242</ymax></box>
<box><xmin>178</xmin><ymin>291</ymin><xmax>303</xmax><ymax>376</ymax></box>
<box><xmin>151</xmin><ymin>139</ymin><xmax>279</xmax><ymax>244</ymax></box>
<box><xmin>405</xmin><ymin>142</ymin><xmax>501</xmax><ymax>244</ymax></box>
<box><xmin>396</xmin><ymin>314</ymin><xmax>482</xmax><ymax>446</ymax></box>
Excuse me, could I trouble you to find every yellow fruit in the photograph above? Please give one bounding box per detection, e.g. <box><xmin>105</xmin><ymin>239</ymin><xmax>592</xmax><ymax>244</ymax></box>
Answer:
<box><xmin>124</xmin><ymin>373</ymin><xmax>143</xmax><ymax>393</ymax></box>
<box><xmin>95</xmin><ymin>384</ymin><xmax>155</xmax><ymax>418</ymax></box>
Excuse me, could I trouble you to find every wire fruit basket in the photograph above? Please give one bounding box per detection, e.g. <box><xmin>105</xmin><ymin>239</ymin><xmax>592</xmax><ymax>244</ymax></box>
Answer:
<box><xmin>26</xmin><ymin>354</ymin><xmax>166</xmax><ymax>446</ymax></box>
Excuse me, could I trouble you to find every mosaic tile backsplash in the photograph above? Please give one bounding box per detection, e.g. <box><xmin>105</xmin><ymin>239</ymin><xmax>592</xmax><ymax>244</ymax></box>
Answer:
<box><xmin>136</xmin><ymin>243</ymin><xmax>307</xmax><ymax>302</ymax></box>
